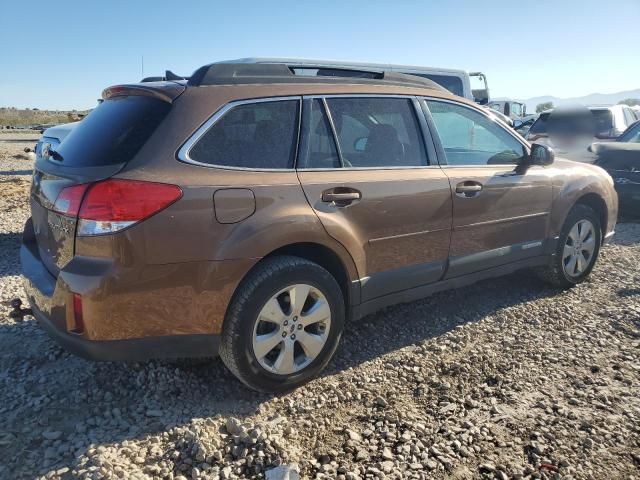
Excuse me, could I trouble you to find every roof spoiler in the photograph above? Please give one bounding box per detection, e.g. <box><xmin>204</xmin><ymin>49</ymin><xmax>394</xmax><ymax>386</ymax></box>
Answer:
<box><xmin>102</xmin><ymin>82</ymin><xmax>186</xmax><ymax>103</ymax></box>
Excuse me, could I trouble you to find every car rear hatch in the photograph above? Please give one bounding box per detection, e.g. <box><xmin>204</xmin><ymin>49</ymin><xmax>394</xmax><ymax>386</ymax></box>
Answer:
<box><xmin>29</xmin><ymin>82</ymin><xmax>184</xmax><ymax>277</ymax></box>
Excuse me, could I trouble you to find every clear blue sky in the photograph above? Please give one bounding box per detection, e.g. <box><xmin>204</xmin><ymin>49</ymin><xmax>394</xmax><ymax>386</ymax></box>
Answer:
<box><xmin>1</xmin><ymin>0</ymin><xmax>638</xmax><ymax>110</ymax></box>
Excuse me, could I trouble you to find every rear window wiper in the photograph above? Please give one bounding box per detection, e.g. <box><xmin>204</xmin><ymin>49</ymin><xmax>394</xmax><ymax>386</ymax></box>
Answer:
<box><xmin>42</xmin><ymin>144</ymin><xmax>64</xmax><ymax>162</ymax></box>
<box><xmin>49</xmin><ymin>149</ymin><xmax>64</xmax><ymax>161</ymax></box>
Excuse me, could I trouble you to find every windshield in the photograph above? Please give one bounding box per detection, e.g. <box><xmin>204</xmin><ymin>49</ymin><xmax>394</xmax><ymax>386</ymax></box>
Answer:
<box><xmin>528</xmin><ymin>109</ymin><xmax>614</xmax><ymax>136</ymax></box>
<box><xmin>619</xmin><ymin>121</ymin><xmax>640</xmax><ymax>143</ymax></box>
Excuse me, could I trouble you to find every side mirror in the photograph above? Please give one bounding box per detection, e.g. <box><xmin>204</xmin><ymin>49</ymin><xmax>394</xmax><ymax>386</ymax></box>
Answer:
<box><xmin>513</xmin><ymin>119</ymin><xmax>524</xmax><ymax>130</ymax></box>
<box><xmin>529</xmin><ymin>143</ymin><xmax>554</xmax><ymax>166</ymax></box>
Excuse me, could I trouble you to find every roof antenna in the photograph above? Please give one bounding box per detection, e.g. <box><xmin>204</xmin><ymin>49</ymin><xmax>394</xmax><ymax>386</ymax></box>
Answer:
<box><xmin>141</xmin><ymin>55</ymin><xmax>144</xmax><ymax>78</ymax></box>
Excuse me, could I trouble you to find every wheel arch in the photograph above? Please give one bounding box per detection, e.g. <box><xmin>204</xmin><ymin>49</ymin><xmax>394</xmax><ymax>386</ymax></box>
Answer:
<box><xmin>223</xmin><ymin>241</ymin><xmax>359</xmax><ymax>330</ymax></box>
<box><xmin>263</xmin><ymin>242</ymin><xmax>358</xmax><ymax>313</ymax></box>
<box><xmin>573</xmin><ymin>193</ymin><xmax>608</xmax><ymax>242</ymax></box>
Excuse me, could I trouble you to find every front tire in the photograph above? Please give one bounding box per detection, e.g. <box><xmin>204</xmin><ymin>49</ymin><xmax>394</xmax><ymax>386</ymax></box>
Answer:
<box><xmin>537</xmin><ymin>204</ymin><xmax>602</xmax><ymax>288</ymax></box>
<box><xmin>219</xmin><ymin>256</ymin><xmax>344</xmax><ymax>392</ymax></box>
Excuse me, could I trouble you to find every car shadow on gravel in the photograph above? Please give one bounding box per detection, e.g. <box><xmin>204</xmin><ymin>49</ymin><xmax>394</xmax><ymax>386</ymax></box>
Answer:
<box><xmin>329</xmin><ymin>268</ymin><xmax>558</xmax><ymax>374</ymax></box>
<box><xmin>0</xmin><ymin>232</ymin><xmax>23</xmax><ymax>277</ymax></box>
<box><xmin>0</xmin><ymin>268</ymin><xmax>562</xmax><ymax>476</ymax></box>
<box><xmin>0</xmin><ymin>169</ymin><xmax>32</xmax><ymax>176</ymax></box>
<box><xmin>618</xmin><ymin>287</ymin><xmax>640</xmax><ymax>298</ymax></box>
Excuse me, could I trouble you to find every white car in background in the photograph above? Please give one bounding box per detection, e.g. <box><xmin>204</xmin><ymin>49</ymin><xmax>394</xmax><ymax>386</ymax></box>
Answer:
<box><xmin>34</xmin><ymin>122</ymin><xmax>79</xmax><ymax>158</ymax></box>
<box><xmin>526</xmin><ymin>104</ymin><xmax>637</xmax><ymax>162</ymax></box>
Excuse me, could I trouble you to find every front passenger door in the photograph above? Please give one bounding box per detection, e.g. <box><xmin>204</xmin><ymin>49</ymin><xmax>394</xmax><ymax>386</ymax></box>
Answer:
<box><xmin>423</xmin><ymin>99</ymin><xmax>553</xmax><ymax>278</ymax></box>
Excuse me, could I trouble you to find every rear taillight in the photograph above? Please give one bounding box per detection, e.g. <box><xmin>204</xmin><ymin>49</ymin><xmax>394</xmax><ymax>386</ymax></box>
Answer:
<box><xmin>52</xmin><ymin>184</ymin><xmax>90</xmax><ymax>217</ymax></box>
<box><xmin>55</xmin><ymin>179</ymin><xmax>182</xmax><ymax>236</ymax></box>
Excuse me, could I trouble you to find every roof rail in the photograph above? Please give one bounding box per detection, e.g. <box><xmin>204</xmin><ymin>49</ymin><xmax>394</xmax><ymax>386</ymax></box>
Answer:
<box><xmin>187</xmin><ymin>62</ymin><xmax>447</xmax><ymax>92</ymax></box>
<box><xmin>141</xmin><ymin>70</ymin><xmax>189</xmax><ymax>83</ymax></box>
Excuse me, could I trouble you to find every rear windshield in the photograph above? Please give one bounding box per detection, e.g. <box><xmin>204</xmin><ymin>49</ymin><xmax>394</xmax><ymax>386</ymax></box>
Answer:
<box><xmin>407</xmin><ymin>73</ymin><xmax>464</xmax><ymax>97</ymax></box>
<box><xmin>619</xmin><ymin>121</ymin><xmax>640</xmax><ymax>143</ymax></box>
<box><xmin>529</xmin><ymin>113</ymin><xmax>549</xmax><ymax>134</ymax></box>
<box><xmin>528</xmin><ymin>110</ymin><xmax>614</xmax><ymax>136</ymax></box>
<box><xmin>54</xmin><ymin>95</ymin><xmax>170</xmax><ymax>167</ymax></box>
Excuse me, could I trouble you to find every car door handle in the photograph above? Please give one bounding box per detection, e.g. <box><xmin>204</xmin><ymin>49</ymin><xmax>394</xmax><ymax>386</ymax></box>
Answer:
<box><xmin>321</xmin><ymin>189</ymin><xmax>362</xmax><ymax>206</ymax></box>
<box><xmin>455</xmin><ymin>181</ymin><xmax>483</xmax><ymax>198</ymax></box>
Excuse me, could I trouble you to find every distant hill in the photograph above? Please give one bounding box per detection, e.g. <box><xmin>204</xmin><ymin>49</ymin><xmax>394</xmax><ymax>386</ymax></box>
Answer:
<box><xmin>496</xmin><ymin>89</ymin><xmax>640</xmax><ymax>113</ymax></box>
<box><xmin>0</xmin><ymin>107</ymin><xmax>89</xmax><ymax>128</ymax></box>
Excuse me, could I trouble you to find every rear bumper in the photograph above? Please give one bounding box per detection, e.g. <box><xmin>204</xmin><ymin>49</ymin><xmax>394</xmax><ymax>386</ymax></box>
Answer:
<box><xmin>20</xmin><ymin>217</ymin><xmax>226</xmax><ymax>361</ymax></box>
<box><xmin>31</xmin><ymin>301</ymin><xmax>219</xmax><ymax>361</ymax></box>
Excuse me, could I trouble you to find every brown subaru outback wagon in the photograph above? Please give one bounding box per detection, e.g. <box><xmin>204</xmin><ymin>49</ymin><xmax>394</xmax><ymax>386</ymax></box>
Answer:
<box><xmin>21</xmin><ymin>63</ymin><xmax>618</xmax><ymax>391</ymax></box>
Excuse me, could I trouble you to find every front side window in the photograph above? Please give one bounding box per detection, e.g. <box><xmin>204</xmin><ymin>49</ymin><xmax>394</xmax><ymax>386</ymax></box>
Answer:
<box><xmin>324</xmin><ymin>97</ymin><xmax>428</xmax><ymax>168</ymax></box>
<box><xmin>425</xmin><ymin>100</ymin><xmax>527</xmax><ymax>165</ymax></box>
<box><xmin>189</xmin><ymin>99</ymin><xmax>299</xmax><ymax>169</ymax></box>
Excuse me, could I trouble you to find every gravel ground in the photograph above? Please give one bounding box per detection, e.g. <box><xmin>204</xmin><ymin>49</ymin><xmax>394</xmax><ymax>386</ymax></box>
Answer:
<box><xmin>1</xmin><ymin>143</ymin><xmax>639</xmax><ymax>480</ymax></box>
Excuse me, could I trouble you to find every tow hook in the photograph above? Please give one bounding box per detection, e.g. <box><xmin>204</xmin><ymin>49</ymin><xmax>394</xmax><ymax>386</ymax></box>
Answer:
<box><xmin>9</xmin><ymin>299</ymin><xmax>33</xmax><ymax>321</ymax></box>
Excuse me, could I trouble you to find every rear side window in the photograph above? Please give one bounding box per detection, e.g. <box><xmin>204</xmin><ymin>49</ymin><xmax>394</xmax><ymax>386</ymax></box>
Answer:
<box><xmin>56</xmin><ymin>95</ymin><xmax>170</xmax><ymax>167</ymax></box>
<box><xmin>189</xmin><ymin>100</ymin><xmax>299</xmax><ymax>169</ymax></box>
<box><xmin>325</xmin><ymin>97</ymin><xmax>428</xmax><ymax>168</ymax></box>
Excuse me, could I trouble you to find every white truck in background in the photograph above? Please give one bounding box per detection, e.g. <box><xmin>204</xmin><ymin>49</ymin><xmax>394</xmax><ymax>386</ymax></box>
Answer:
<box><xmin>488</xmin><ymin>100</ymin><xmax>528</xmax><ymax>120</ymax></box>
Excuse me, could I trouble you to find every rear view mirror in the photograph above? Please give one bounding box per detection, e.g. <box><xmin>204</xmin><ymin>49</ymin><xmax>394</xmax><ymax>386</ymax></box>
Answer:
<box><xmin>530</xmin><ymin>143</ymin><xmax>554</xmax><ymax>166</ymax></box>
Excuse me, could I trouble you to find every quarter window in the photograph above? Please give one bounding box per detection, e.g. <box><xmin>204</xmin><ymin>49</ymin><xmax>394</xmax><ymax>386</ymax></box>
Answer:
<box><xmin>303</xmin><ymin>99</ymin><xmax>341</xmax><ymax>169</ymax></box>
<box><xmin>324</xmin><ymin>97</ymin><xmax>428</xmax><ymax>168</ymax></box>
<box><xmin>189</xmin><ymin>100</ymin><xmax>299</xmax><ymax>169</ymax></box>
<box><xmin>426</xmin><ymin>100</ymin><xmax>526</xmax><ymax>165</ymax></box>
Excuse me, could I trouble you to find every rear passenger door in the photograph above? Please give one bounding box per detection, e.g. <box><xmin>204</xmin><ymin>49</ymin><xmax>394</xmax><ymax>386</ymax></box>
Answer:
<box><xmin>296</xmin><ymin>96</ymin><xmax>452</xmax><ymax>302</ymax></box>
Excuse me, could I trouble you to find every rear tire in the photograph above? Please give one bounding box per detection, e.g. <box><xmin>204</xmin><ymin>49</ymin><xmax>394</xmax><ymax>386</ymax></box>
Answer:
<box><xmin>537</xmin><ymin>204</ymin><xmax>601</xmax><ymax>288</ymax></box>
<box><xmin>219</xmin><ymin>256</ymin><xmax>344</xmax><ymax>392</ymax></box>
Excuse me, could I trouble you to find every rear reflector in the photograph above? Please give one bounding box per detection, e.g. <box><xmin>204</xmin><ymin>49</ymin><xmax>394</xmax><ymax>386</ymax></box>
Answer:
<box><xmin>56</xmin><ymin>179</ymin><xmax>182</xmax><ymax>236</ymax></box>
<box><xmin>72</xmin><ymin>293</ymin><xmax>84</xmax><ymax>334</ymax></box>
